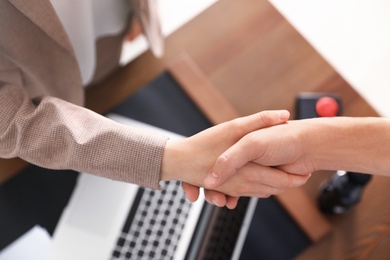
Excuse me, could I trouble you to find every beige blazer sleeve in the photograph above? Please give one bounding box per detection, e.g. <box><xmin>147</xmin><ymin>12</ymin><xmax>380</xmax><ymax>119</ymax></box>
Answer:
<box><xmin>0</xmin><ymin>0</ymin><xmax>168</xmax><ymax>189</ymax></box>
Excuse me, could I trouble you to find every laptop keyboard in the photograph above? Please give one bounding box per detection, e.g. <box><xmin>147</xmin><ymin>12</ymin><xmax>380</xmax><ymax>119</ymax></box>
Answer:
<box><xmin>111</xmin><ymin>180</ymin><xmax>192</xmax><ymax>260</ymax></box>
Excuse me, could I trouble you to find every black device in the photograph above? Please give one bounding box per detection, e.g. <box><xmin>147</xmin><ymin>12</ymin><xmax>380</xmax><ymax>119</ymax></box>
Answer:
<box><xmin>317</xmin><ymin>171</ymin><xmax>372</xmax><ymax>214</ymax></box>
<box><xmin>295</xmin><ymin>92</ymin><xmax>342</xmax><ymax>119</ymax></box>
<box><xmin>295</xmin><ymin>92</ymin><xmax>372</xmax><ymax>214</ymax></box>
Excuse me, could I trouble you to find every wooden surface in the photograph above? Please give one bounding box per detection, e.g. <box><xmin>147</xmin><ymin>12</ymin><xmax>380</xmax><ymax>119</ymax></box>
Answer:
<box><xmin>168</xmin><ymin>53</ymin><xmax>239</xmax><ymax>125</ymax></box>
<box><xmin>0</xmin><ymin>158</ymin><xmax>28</xmax><ymax>185</ymax></box>
<box><xmin>2</xmin><ymin>0</ymin><xmax>390</xmax><ymax>258</ymax></box>
<box><xmin>91</xmin><ymin>0</ymin><xmax>387</xmax><ymax>258</ymax></box>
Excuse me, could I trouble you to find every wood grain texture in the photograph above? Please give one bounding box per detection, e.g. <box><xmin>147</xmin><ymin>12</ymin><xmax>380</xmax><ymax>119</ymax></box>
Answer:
<box><xmin>168</xmin><ymin>53</ymin><xmax>240</xmax><ymax>125</ymax></box>
<box><xmin>0</xmin><ymin>158</ymin><xmax>28</xmax><ymax>184</ymax></box>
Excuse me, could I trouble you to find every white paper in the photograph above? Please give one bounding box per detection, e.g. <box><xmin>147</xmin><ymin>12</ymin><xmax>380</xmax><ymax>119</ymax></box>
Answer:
<box><xmin>270</xmin><ymin>0</ymin><xmax>390</xmax><ymax>118</ymax></box>
<box><xmin>0</xmin><ymin>226</ymin><xmax>52</xmax><ymax>260</ymax></box>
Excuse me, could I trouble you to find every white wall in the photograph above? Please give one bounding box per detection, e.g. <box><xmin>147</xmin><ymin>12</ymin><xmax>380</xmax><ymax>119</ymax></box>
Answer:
<box><xmin>270</xmin><ymin>0</ymin><xmax>390</xmax><ymax>117</ymax></box>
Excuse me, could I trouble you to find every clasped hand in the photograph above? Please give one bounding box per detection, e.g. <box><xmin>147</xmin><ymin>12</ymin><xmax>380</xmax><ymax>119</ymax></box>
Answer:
<box><xmin>161</xmin><ymin>110</ymin><xmax>311</xmax><ymax>209</ymax></box>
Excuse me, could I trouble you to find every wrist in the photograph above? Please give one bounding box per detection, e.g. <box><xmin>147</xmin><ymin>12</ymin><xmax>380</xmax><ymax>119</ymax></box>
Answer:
<box><xmin>161</xmin><ymin>139</ymin><xmax>183</xmax><ymax>181</ymax></box>
<box><xmin>301</xmin><ymin>117</ymin><xmax>344</xmax><ymax>172</ymax></box>
<box><xmin>304</xmin><ymin>117</ymin><xmax>390</xmax><ymax>174</ymax></box>
<box><xmin>161</xmin><ymin>137</ymin><xmax>211</xmax><ymax>187</ymax></box>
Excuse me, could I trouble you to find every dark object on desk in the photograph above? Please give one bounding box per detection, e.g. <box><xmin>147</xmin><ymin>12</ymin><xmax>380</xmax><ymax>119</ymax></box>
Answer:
<box><xmin>318</xmin><ymin>171</ymin><xmax>372</xmax><ymax>214</ymax></box>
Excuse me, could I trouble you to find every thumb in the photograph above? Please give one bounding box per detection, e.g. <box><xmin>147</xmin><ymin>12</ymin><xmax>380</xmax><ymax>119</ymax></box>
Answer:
<box><xmin>204</xmin><ymin>138</ymin><xmax>256</xmax><ymax>188</ymax></box>
<box><xmin>204</xmin><ymin>110</ymin><xmax>289</xmax><ymax>188</ymax></box>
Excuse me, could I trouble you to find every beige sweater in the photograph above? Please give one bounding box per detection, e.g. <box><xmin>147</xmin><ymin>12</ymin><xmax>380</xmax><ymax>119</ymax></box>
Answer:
<box><xmin>0</xmin><ymin>0</ymin><xmax>168</xmax><ymax>189</ymax></box>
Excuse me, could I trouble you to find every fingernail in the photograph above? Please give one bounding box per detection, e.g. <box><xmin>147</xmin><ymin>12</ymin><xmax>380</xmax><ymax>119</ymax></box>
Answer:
<box><xmin>211</xmin><ymin>198</ymin><xmax>221</xmax><ymax>207</ymax></box>
<box><xmin>278</xmin><ymin>110</ymin><xmax>289</xmax><ymax>120</ymax></box>
<box><xmin>205</xmin><ymin>172</ymin><xmax>219</xmax><ymax>186</ymax></box>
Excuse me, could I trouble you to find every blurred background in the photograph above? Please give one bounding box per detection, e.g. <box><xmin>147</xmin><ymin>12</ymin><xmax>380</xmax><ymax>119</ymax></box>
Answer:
<box><xmin>123</xmin><ymin>0</ymin><xmax>390</xmax><ymax>118</ymax></box>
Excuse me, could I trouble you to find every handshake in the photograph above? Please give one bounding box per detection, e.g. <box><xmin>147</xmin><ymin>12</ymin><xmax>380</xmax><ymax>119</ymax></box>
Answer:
<box><xmin>160</xmin><ymin>110</ymin><xmax>390</xmax><ymax>209</ymax></box>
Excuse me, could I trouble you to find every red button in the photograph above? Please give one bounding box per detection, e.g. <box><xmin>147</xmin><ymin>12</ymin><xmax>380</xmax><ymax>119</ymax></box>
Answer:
<box><xmin>316</xmin><ymin>96</ymin><xmax>339</xmax><ymax>117</ymax></box>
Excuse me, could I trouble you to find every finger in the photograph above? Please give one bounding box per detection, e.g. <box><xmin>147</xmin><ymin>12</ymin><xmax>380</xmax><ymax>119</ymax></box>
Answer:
<box><xmin>204</xmin><ymin>110</ymin><xmax>290</xmax><ymax>188</ymax></box>
<box><xmin>231</xmin><ymin>110</ymin><xmax>290</xmax><ymax>136</ymax></box>
<box><xmin>255</xmin><ymin>167</ymin><xmax>311</xmax><ymax>190</ymax></box>
<box><xmin>225</xmin><ymin>196</ymin><xmax>239</xmax><ymax>209</ymax></box>
<box><xmin>203</xmin><ymin>189</ymin><xmax>227</xmax><ymax>207</ymax></box>
<box><xmin>181</xmin><ymin>182</ymin><xmax>200</xmax><ymax>202</ymax></box>
<box><xmin>236</xmin><ymin>166</ymin><xmax>312</xmax><ymax>197</ymax></box>
<box><xmin>205</xmin><ymin>135</ymin><xmax>260</xmax><ymax>188</ymax></box>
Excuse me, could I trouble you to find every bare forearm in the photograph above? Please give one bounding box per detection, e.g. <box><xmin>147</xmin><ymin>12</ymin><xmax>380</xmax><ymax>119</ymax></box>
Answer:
<box><xmin>302</xmin><ymin>117</ymin><xmax>390</xmax><ymax>176</ymax></box>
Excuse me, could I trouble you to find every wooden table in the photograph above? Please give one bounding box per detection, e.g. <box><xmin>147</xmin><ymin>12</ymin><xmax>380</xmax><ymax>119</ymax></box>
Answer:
<box><xmin>90</xmin><ymin>0</ymin><xmax>387</xmax><ymax>258</ymax></box>
<box><xmin>2</xmin><ymin>0</ymin><xmax>390</xmax><ymax>258</ymax></box>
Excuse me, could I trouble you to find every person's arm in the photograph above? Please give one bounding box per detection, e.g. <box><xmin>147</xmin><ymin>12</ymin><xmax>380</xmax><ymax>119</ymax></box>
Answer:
<box><xmin>299</xmin><ymin>116</ymin><xmax>390</xmax><ymax>176</ymax></box>
<box><xmin>1</xmin><ymin>76</ymin><xmax>306</xmax><ymax>196</ymax></box>
<box><xmin>0</xmin><ymin>81</ymin><xmax>168</xmax><ymax>189</ymax></box>
<box><xmin>205</xmin><ymin>116</ymin><xmax>390</xmax><ymax>191</ymax></box>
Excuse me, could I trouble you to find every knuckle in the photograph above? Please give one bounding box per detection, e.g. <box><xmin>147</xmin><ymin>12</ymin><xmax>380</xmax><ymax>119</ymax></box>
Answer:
<box><xmin>230</xmin><ymin>119</ymin><xmax>246</xmax><ymax>136</ymax></box>
<box><xmin>257</xmin><ymin>111</ymin><xmax>273</xmax><ymax>125</ymax></box>
<box><xmin>216</xmin><ymin>154</ymin><xmax>230</xmax><ymax>169</ymax></box>
<box><xmin>215</xmin><ymin>154</ymin><xmax>237</xmax><ymax>176</ymax></box>
<box><xmin>281</xmin><ymin>173</ymin><xmax>296</xmax><ymax>189</ymax></box>
<box><xmin>286</xmin><ymin>176</ymin><xmax>295</xmax><ymax>189</ymax></box>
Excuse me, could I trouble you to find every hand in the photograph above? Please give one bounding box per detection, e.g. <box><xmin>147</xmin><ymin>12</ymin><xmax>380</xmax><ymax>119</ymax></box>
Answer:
<box><xmin>161</xmin><ymin>110</ymin><xmax>309</xmax><ymax>208</ymax></box>
<box><xmin>204</xmin><ymin>120</ymin><xmax>314</xmax><ymax>191</ymax></box>
<box><xmin>184</xmin><ymin>162</ymin><xmax>310</xmax><ymax>209</ymax></box>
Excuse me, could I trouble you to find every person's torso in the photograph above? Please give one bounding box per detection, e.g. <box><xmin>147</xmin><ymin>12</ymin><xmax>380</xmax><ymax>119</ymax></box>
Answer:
<box><xmin>49</xmin><ymin>0</ymin><xmax>131</xmax><ymax>86</ymax></box>
<box><xmin>0</xmin><ymin>0</ymin><xmax>130</xmax><ymax>105</ymax></box>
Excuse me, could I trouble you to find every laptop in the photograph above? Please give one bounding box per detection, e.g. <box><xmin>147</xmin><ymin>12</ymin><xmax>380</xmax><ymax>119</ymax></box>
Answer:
<box><xmin>48</xmin><ymin>113</ymin><xmax>205</xmax><ymax>260</ymax></box>
<box><xmin>46</xmin><ymin>112</ymin><xmax>308</xmax><ymax>259</ymax></box>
